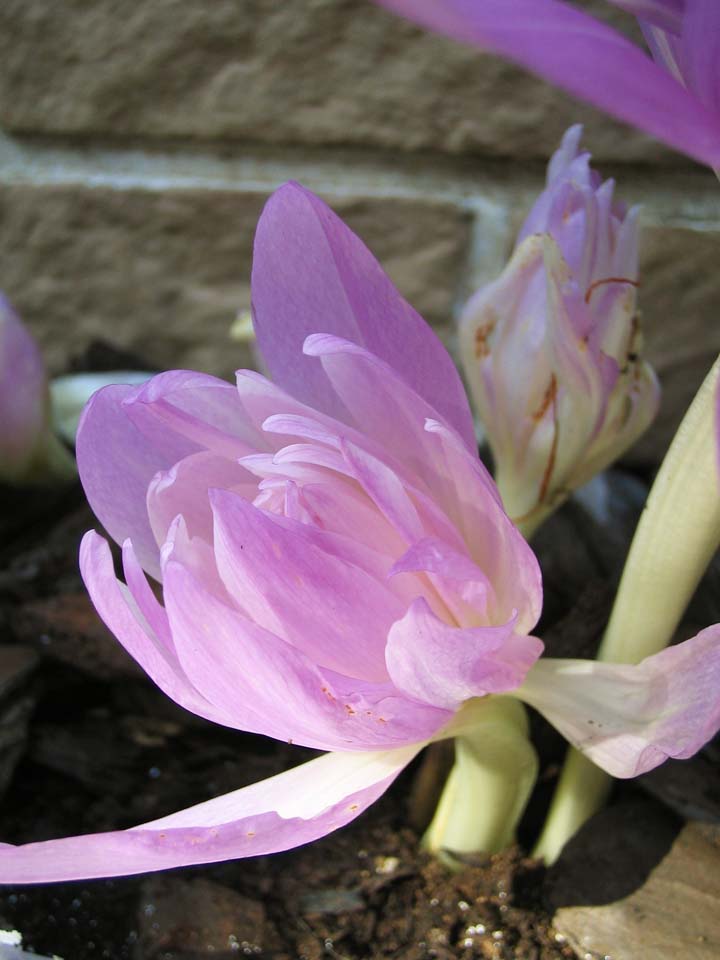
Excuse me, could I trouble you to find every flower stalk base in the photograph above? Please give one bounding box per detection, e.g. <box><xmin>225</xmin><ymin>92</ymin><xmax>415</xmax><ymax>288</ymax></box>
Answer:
<box><xmin>535</xmin><ymin>354</ymin><xmax>720</xmax><ymax>864</ymax></box>
<box><xmin>424</xmin><ymin>697</ymin><xmax>538</xmax><ymax>862</ymax></box>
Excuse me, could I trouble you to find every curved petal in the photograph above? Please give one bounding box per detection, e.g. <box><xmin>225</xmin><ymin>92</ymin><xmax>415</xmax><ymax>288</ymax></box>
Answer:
<box><xmin>681</xmin><ymin>0</ymin><xmax>720</xmax><ymax>113</ymax></box>
<box><xmin>303</xmin><ymin>333</ymin><xmax>477</xmax><ymax>515</ymax></box>
<box><xmin>386</xmin><ymin>597</ymin><xmax>543</xmax><ymax>710</ymax></box>
<box><xmin>374</xmin><ymin>0</ymin><xmax>720</xmax><ymax>167</ymax></box>
<box><xmin>516</xmin><ymin>625</ymin><xmax>720</xmax><ymax>777</ymax></box>
<box><xmin>127</xmin><ymin>370</ymin><xmax>262</xmax><ymax>457</ymax></box>
<box><xmin>278</xmin><ymin>476</ymin><xmax>409</xmax><ymax>561</ymax></box>
<box><xmin>423</xmin><ymin>420</ymin><xmax>543</xmax><ymax>633</ymax></box>
<box><xmin>79</xmin><ymin>531</ymin><xmax>226</xmax><ymax>725</ymax></box>
<box><xmin>164</xmin><ymin>560</ymin><xmax>449</xmax><ymax>750</ymax></box>
<box><xmin>147</xmin><ymin>451</ymin><xmax>257</xmax><ymax>548</ymax></box>
<box><xmin>0</xmin><ymin>745</ymin><xmax>422</xmax><ymax>882</ymax></box>
<box><xmin>50</xmin><ymin>371</ymin><xmax>152</xmax><ymax>444</ymax></box>
<box><xmin>340</xmin><ymin>439</ymin><xmax>424</xmax><ymax>544</ymax></box>
<box><xmin>77</xmin><ymin>385</ymin><xmax>190</xmax><ymax>578</ymax></box>
<box><xmin>77</xmin><ymin>371</ymin><xmax>257</xmax><ymax>579</ymax></box>
<box><xmin>210</xmin><ymin>488</ymin><xmax>404</xmax><ymax>681</ymax></box>
<box><xmin>390</xmin><ymin>536</ymin><xmax>500</xmax><ymax>626</ymax></box>
<box><xmin>251</xmin><ymin>182</ymin><xmax>476</xmax><ymax>448</ymax></box>
<box><xmin>261</xmin><ymin>408</ymin><xmax>465</xmax><ymax>555</ymax></box>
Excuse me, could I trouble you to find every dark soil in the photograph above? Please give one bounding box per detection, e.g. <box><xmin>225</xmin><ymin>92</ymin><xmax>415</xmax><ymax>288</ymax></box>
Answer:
<box><xmin>0</xmin><ymin>467</ymin><xmax>714</xmax><ymax>960</ymax></box>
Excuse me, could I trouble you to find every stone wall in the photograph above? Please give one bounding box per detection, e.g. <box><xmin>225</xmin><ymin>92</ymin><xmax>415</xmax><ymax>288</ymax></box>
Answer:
<box><xmin>1</xmin><ymin>0</ymin><xmax>719</xmax><ymax>466</ymax></box>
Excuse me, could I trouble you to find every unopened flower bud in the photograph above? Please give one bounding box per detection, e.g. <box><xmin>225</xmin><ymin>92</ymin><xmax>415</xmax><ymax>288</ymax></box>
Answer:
<box><xmin>460</xmin><ymin>127</ymin><xmax>659</xmax><ymax>535</ymax></box>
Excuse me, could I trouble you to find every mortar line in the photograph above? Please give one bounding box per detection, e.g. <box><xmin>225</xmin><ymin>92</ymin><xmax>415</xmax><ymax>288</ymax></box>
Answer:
<box><xmin>1</xmin><ymin>132</ymin><xmax>719</xmax><ymax>232</ymax></box>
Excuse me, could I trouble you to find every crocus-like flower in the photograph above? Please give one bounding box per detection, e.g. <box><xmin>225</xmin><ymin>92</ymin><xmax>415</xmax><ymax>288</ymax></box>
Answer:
<box><xmin>373</xmin><ymin>0</ymin><xmax>720</xmax><ymax>169</ymax></box>
<box><xmin>1</xmin><ymin>183</ymin><xmax>719</xmax><ymax>883</ymax></box>
<box><xmin>459</xmin><ymin>126</ymin><xmax>659</xmax><ymax>531</ymax></box>
<box><xmin>0</xmin><ymin>294</ymin><xmax>50</xmax><ymax>483</ymax></box>
<box><xmin>0</xmin><ymin>294</ymin><xmax>75</xmax><ymax>485</ymax></box>
<box><xmin>0</xmin><ymin>294</ymin><xmax>152</xmax><ymax>486</ymax></box>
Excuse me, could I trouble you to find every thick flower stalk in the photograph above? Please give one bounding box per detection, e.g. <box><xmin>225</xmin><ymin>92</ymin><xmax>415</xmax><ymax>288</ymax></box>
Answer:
<box><xmin>1</xmin><ymin>184</ymin><xmax>719</xmax><ymax>883</ymax></box>
<box><xmin>0</xmin><ymin>294</ymin><xmax>76</xmax><ymax>485</ymax></box>
<box><xmin>460</xmin><ymin>127</ymin><xmax>659</xmax><ymax>535</ymax></box>
<box><xmin>536</xmin><ymin>353</ymin><xmax>720</xmax><ymax>862</ymax></box>
<box><xmin>373</xmin><ymin>0</ymin><xmax>720</xmax><ymax>169</ymax></box>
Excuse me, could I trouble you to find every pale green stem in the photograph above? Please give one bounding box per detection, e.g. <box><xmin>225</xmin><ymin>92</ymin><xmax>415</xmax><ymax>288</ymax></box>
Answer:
<box><xmin>534</xmin><ymin>355</ymin><xmax>720</xmax><ymax>864</ymax></box>
<box><xmin>424</xmin><ymin>696</ymin><xmax>538</xmax><ymax>863</ymax></box>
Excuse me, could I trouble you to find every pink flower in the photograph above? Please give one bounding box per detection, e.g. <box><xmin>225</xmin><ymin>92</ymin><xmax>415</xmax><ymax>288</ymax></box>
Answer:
<box><xmin>459</xmin><ymin>127</ymin><xmax>659</xmax><ymax>527</ymax></box>
<box><xmin>373</xmin><ymin>0</ymin><xmax>720</xmax><ymax>168</ymax></box>
<box><xmin>0</xmin><ymin>296</ymin><xmax>145</xmax><ymax>485</ymax></box>
<box><xmin>0</xmin><ymin>295</ymin><xmax>51</xmax><ymax>484</ymax></box>
<box><xmin>0</xmin><ymin>183</ymin><xmax>718</xmax><ymax>883</ymax></box>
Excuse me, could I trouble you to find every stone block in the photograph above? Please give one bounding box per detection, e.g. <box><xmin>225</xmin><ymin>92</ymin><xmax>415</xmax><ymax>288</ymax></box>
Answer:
<box><xmin>0</xmin><ymin>0</ymin><xmax>675</xmax><ymax>163</ymax></box>
<box><xmin>630</xmin><ymin>223</ymin><xmax>720</xmax><ymax>466</ymax></box>
<box><xmin>0</xmin><ymin>183</ymin><xmax>471</xmax><ymax>380</ymax></box>
<box><xmin>554</xmin><ymin>821</ymin><xmax>720</xmax><ymax>960</ymax></box>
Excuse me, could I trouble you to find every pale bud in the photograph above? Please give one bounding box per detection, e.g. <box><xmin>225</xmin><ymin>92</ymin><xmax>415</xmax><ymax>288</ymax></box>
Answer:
<box><xmin>460</xmin><ymin>127</ymin><xmax>659</xmax><ymax>535</ymax></box>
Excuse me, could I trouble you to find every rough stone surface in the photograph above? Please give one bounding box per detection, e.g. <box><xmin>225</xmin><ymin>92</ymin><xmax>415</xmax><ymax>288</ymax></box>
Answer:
<box><xmin>0</xmin><ymin>184</ymin><xmax>470</xmax><ymax>380</ymax></box>
<box><xmin>0</xmin><ymin>0</ymin><xmax>675</xmax><ymax>163</ymax></box>
<box><xmin>629</xmin><ymin>224</ymin><xmax>720</xmax><ymax>466</ymax></box>
<box><xmin>553</xmin><ymin>820</ymin><xmax>720</xmax><ymax>960</ymax></box>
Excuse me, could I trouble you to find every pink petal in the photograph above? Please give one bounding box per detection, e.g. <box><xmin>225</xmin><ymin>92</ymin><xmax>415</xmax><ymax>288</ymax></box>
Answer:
<box><xmin>374</xmin><ymin>0</ymin><xmax>720</xmax><ymax>167</ymax></box>
<box><xmin>251</xmin><ymin>182</ymin><xmax>476</xmax><ymax>448</ymax></box>
<box><xmin>147</xmin><ymin>451</ymin><xmax>257</xmax><ymax>548</ymax></box>
<box><xmin>386</xmin><ymin>597</ymin><xmax>543</xmax><ymax>710</ymax></box>
<box><xmin>79</xmin><ymin>531</ymin><xmax>226</xmax><ymax>725</ymax></box>
<box><xmin>210</xmin><ymin>488</ymin><xmax>404</xmax><ymax>681</ymax></box>
<box><xmin>681</xmin><ymin>0</ymin><xmax>720</xmax><ymax>113</ymax></box>
<box><xmin>159</xmin><ymin>514</ymin><xmax>235</xmax><ymax>607</ymax></box>
<box><xmin>261</xmin><ymin>408</ymin><xmax>464</xmax><ymax>556</ymax></box>
<box><xmin>390</xmin><ymin>536</ymin><xmax>495</xmax><ymax>624</ymax></box>
<box><xmin>77</xmin><ymin>371</ymin><xmax>257</xmax><ymax>579</ymax></box>
<box><xmin>516</xmin><ymin>625</ymin><xmax>720</xmax><ymax>777</ymax></box>
<box><xmin>121</xmin><ymin>539</ymin><xmax>174</xmax><ymax>655</ymax></box>
<box><xmin>127</xmin><ymin>370</ymin><xmax>263</xmax><ymax>458</ymax></box>
<box><xmin>423</xmin><ymin>420</ymin><xmax>543</xmax><ymax>634</ymax></box>
<box><xmin>235</xmin><ymin>368</ymin><xmax>337</xmax><ymax>440</ymax></box>
<box><xmin>163</xmin><ymin>560</ymin><xmax>449</xmax><ymax>750</ymax></box>
<box><xmin>278</xmin><ymin>476</ymin><xmax>408</xmax><ymax>561</ymax></box>
<box><xmin>77</xmin><ymin>385</ymin><xmax>191</xmax><ymax>579</ymax></box>
<box><xmin>303</xmin><ymin>333</ymin><xmax>479</xmax><ymax>516</ymax></box>
<box><xmin>0</xmin><ymin>746</ymin><xmax>421</xmax><ymax>882</ymax></box>
<box><xmin>340</xmin><ymin>439</ymin><xmax>424</xmax><ymax>544</ymax></box>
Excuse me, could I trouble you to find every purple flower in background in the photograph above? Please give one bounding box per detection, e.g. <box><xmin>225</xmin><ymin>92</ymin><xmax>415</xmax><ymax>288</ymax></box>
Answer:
<box><xmin>0</xmin><ymin>297</ymin><xmax>147</xmax><ymax>485</ymax></box>
<box><xmin>459</xmin><ymin>127</ymin><xmax>659</xmax><ymax>529</ymax></box>
<box><xmin>373</xmin><ymin>0</ymin><xmax>720</xmax><ymax>168</ymax></box>
<box><xmin>0</xmin><ymin>295</ymin><xmax>51</xmax><ymax>483</ymax></box>
<box><xmin>0</xmin><ymin>183</ymin><xmax>718</xmax><ymax>883</ymax></box>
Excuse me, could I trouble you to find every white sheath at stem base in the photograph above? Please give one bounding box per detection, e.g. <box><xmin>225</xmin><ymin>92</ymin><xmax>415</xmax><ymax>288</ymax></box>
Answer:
<box><xmin>534</xmin><ymin>354</ymin><xmax>720</xmax><ymax>865</ymax></box>
<box><xmin>423</xmin><ymin>696</ymin><xmax>538</xmax><ymax>862</ymax></box>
